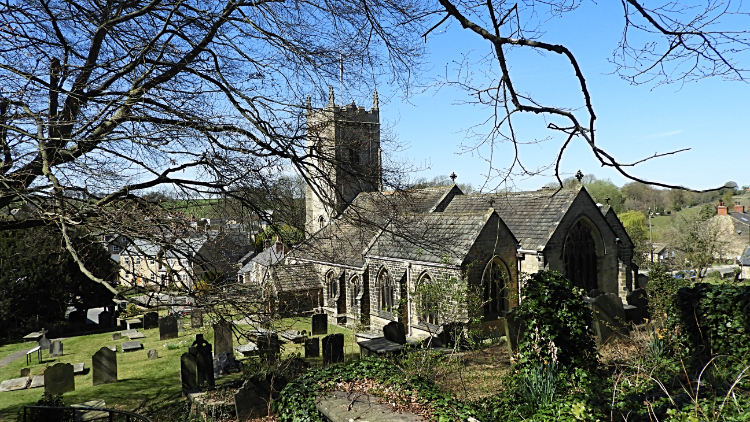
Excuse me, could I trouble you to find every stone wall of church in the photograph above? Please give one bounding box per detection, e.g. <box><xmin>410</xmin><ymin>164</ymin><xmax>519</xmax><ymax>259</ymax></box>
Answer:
<box><xmin>543</xmin><ymin>193</ymin><xmax>623</xmax><ymax>297</ymax></box>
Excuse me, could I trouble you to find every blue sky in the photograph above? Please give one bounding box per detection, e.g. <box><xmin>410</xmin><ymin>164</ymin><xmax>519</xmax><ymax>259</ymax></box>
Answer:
<box><xmin>370</xmin><ymin>2</ymin><xmax>749</xmax><ymax>192</ymax></box>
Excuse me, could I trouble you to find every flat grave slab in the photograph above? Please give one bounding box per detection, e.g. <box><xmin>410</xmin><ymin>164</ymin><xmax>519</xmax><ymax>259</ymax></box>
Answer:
<box><xmin>234</xmin><ymin>343</ymin><xmax>258</xmax><ymax>356</ymax></box>
<box><xmin>73</xmin><ymin>363</ymin><xmax>85</xmax><ymax>374</ymax></box>
<box><xmin>29</xmin><ymin>375</ymin><xmax>44</xmax><ymax>389</ymax></box>
<box><xmin>125</xmin><ymin>319</ymin><xmax>142</xmax><ymax>330</ymax></box>
<box><xmin>121</xmin><ymin>341</ymin><xmax>143</xmax><ymax>352</ymax></box>
<box><xmin>23</xmin><ymin>332</ymin><xmax>42</xmax><ymax>343</ymax></box>
<box><xmin>121</xmin><ymin>329</ymin><xmax>138</xmax><ymax>337</ymax></box>
<box><xmin>280</xmin><ymin>330</ymin><xmax>306</xmax><ymax>343</ymax></box>
<box><xmin>354</xmin><ymin>330</ymin><xmax>383</xmax><ymax>342</ymax></box>
<box><xmin>126</xmin><ymin>331</ymin><xmax>145</xmax><ymax>340</ymax></box>
<box><xmin>72</xmin><ymin>400</ymin><xmax>108</xmax><ymax>422</ymax></box>
<box><xmin>0</xmin><ymin>377</ymin><xmax>30</xmax><ymax>392</ymax></box>
<box><xmin>357</xmin><ymin>337</ymin><xmax>405</xmax><ymax>358</ymax></box>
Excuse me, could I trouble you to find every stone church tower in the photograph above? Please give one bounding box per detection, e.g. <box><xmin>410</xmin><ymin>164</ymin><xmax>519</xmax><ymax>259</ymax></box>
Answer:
<box><xmin>304</xmin><ymin>87</ymin><xmax>381</xmax><ymax>234</ymax></box>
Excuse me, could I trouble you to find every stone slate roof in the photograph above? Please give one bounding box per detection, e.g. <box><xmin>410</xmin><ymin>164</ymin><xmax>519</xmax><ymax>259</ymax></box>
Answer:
<box><xmin>251</xmin><ymin>245</ymin><xmax>285</xmax><ymax>267</ymax></box>
<box><xmin>442</xmin><ymin>187</ymin><xmax>580</xmax><ymax>251</ymax></box>
<box><xmin>740</xmin><ymin>246</ymin><xmax>750</xmax><ymax>266</ymax></box>
<box><xmin>272</xmin><ymin>263</ymin><xmax>322</xmax><ymax>292</ymax></box>
<box><xmin>727</xmin><ymin>212</ymin><xmax>750</xmax><ymax>227</ymax></box>
<box><xmin>366</xmin><ymin>210</ymin><xmax>499</xmax><ymax>265</ymax></box>
<box><xmin>292</xmin><ymin>186</ymin><xmax>460</xmax><ymax>268</ymax></box>
<box><xmin>120</xmin><ymin>238</ymin><xmax>207</xmax><ymax>259</ymax></box>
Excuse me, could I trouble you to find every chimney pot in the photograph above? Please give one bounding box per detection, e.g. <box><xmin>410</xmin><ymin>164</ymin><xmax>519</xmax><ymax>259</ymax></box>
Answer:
<box><xmin>733</xmin><ymin>202</ymin><xmax>746</xmax><ymax>213</ymax></box>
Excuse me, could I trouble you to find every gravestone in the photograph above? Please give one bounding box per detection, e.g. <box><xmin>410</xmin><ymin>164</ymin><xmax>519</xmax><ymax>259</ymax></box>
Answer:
<box><xmin>322</xmin><ymin>333</ymin><xmax>344</xmax><ymax>364</ymax></box>
<box><xmin>304</xmin><ymin>337</ymin><xmax>320</xmax><ymax>358</ymax></box>
<box><xmin>73</xmin><ymin>363</ymin><xmax>85</xmax><ymax>375</ymax></box>
<box><xmin>192</xmin><ymin>334</ymin><xmax>215</xmax><ymax>387</ymax></box>
<box><xmin>258</xmin><ymin>334</ymin><xmax>280</xmax><ymax>361</ymax></box>
<box><xmin>49</xmin><ymin>340</ymin><xmax>63</xmax><ymax>357</ymax></box>
<box><xmin>143</xmin><ymin>312</ymin><xmax>159</xmax><ymax>330</ymax></box>
<box><xmin>0</xmin><ymin>377</ymin><xmax>30</xmax><ymax>392</ymax></box>
<box><xmin>311</xmin><ymin>314</ymin><xmax>327</xmax><ymax>336</ymax></box>
<box><xmin>44</xmin><ymin>363</ymin><xmax>75</xmax><ymax>394</ymax></box>
<box><xmin>383</xmin><ymin>321</ymin><xmax>407</xmax><ymax>345</ymax></box>
<box><xmin>235</xmin><ymin>379</ymin><xmax>265</xmax><ymax>420</ymax></box>
<box><xmin>38</xmin><ymin>328</ymin><xmax>51</xmax><ymax>351</ymax></box>
<box><xmin>159</xmin><ymin>315</ymin><xmax>178</xmax><ymax>340</ymax></box>
<box><xmin>68</xmin><ymin>310</ymin><xmax>86</xmax><ymax>324</ymax></box>
<box><xmin>112</xmin><ymin>333</ymin><xmax>121</xmax><ymax>341</ymax></box>
<box><xmin>121</xmin><ymin>341</ymin><xmax>143</xmax><ymax>352</ymax></box>
<box><xmin>148</xmin><ymin>349</ymin><xmax>158</xmax><ymax>360</ymax></box>
<box><xmin>626</xmin><ymin>288</ymin><xmax>650</xmax><ymax>325</ymax></box>
<box><xmin>29</xmin><ymin>375</ymin><xmax>44</xmax><ymax>389</ymax></box>
<box><xmin>92</xmin><ymin>347</ymin><xmax>117</xmax><ymax>386</ymax></box>
<box><xmin>591</xmin><ymin>293</ymin><xmax>628</xmax><ymax>345</ymax></box>
<box><xmin>213</xmin><ymin>352</ymin><xmax>243</xmax><ymax>376</ymax></box>
<box><xmin>191</xmin><ymin>309</ymin><xmax>203</xmax><ymax>328</ymax></box>
<box><xmin>97</xmin><ymin>311</ymin><xmax>112</xmax><ymax>328</ymax></box>
<box><xmin>213</xmin><ymin>321</ymin><xmax>233</xmax><ymax>356</ymax></box>
<box><xmin>503</xmin><ymin>309</ymin><xmax>525</xmax><ymax>353</ymax></box>
<box><xmin>588</xmin><ymin>289</ymin><xmax>602</xmax><ymax>298</ymax></box>
<box><xmin>234</xmin><ymin>343</ymin><xmax>258</xmax><ymax>357</ymax></box>
<box><xmin>20</xmin><ymin>368</ymin><xmax>30</xmax><ymax>378</ymax></box>
<box><xmin>181</xmin><ymin>348</ymin><xmax>199</xmax><ymax>395</ymax></box>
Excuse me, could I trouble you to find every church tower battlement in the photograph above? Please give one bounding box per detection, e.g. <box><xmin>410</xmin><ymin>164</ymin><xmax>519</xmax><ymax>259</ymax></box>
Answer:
<box><xmin>304</xmin><ymin>87</ymin><xmax>382</xmax><ymax>234</ymax></box>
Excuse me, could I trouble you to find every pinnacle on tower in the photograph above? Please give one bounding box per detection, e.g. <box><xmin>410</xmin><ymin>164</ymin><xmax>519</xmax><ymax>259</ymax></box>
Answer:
<box><xmin>372</xmin><ymin>89</ymin><xmax>379</xmax><ymax>110</ymax></box>
<box><xmin>326</xmin><ymin>85</ymin><xmax>335</xmax><ymax>109</ymax></box>
<box><xmin>305</xmin><ymin>95</ymin><xmax>311</xmax><ymax>110</ymax></box>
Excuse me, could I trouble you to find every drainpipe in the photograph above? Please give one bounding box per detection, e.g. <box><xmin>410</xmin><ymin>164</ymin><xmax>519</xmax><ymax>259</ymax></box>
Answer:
<box><xmin>406</xmin><ymin>262</ymin><xmax>412</xmax><ymax>337</ymax></box>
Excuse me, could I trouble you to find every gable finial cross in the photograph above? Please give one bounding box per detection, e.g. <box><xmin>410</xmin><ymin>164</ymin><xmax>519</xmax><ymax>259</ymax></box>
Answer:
<box><xmin>575</xmin><ymin>170</ymin><xmax>584</xmax><ymax>184</ymax></box>
<box><xmin>449</xmin><ymin>172</ymin><xmax>457</xmax><ymax>183</ymax></box>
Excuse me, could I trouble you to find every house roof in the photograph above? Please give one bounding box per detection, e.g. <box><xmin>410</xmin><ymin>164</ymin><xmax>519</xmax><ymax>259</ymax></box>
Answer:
<box><xmin>366</xmin><ymin>210</ymin><xmax>502</xmax><ymax>265</ymax></box>
<box><xmin>120</xmin><ymin>238</ymin><xmax>206</xmax><ymax>259</ymax></box>
<box><xmin>250</xmin><ymin>245</ymin><xmax>285</xmax><ymax>267</ymax></box>
<box><xmin>727</xmin><ymin>212</ymin><xmax>750</xmax><ymax>227</ymax></box>
<box><xmin>442</xmin><ymin>187</ymin><xmax>580</xmax><ymax>250</ymax></box>
<box><xmin>652</xmin><ymin>243</ymin><xmax>668</xmax><ymax>254</ymax></box>
<box><xmin>740</xmin><ymin>246</ymin><xmax>750</xmax><ymax>266</ymax></box>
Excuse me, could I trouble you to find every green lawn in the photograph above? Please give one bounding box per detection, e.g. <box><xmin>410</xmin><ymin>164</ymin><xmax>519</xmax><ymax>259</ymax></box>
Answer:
<box><xmin>0</xmin><ymin>317</ymin><xmax>357</xmax><ymax>421</ymax></box>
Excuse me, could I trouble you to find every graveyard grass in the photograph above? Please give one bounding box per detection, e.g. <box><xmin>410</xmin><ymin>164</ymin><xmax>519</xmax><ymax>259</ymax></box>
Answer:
<box><xmin>0</xmin><ymin>317</ymin><xmax>358</xmax><ymax>421</ymax></box>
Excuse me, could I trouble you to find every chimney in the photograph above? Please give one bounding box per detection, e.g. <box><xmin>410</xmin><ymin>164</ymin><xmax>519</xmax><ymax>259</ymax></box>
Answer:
<box><xmin>718</xmin><ymin>200</ymin><xmax>728</xmax><ymax>215</ymax></box>
<box><xmin>275</xmin><ymin>236</ymin><xmax>283</xmax><ymax>254</ymax></box>
<box><xmin>264</xmin><ymin>238</ymin><xmax>271</xmax><ymax>249</ymax></box>
<box><xmin>733</xmin><ymin>201</ymin><xmax>745</xmax><ymax>213</ymax></box>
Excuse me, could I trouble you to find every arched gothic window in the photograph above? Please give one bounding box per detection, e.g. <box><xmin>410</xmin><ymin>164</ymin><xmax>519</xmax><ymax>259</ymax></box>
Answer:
<box><xmin>564</xmin><ymin>220</ymin><xmax>599</xmax><ymax>293</ymax></box>
<box><xmin>318</xmin><ymin>216</ymin><xmax>325</xmax><ymax>229</ymax></box>
<box><xmin>483</xmin><ymin>258</ymin><xmax>509</xmax><ymax>317</ymax></box>
<box><xmin>378</xmin><ymin>270</ymin><xmax>394</xmax><ymax>312</ymax></box>
<box><xmin>326</xmin><ymin>272</ymin><xmax>338</xmax><ymax>305</ymax></box>
<box><xmin>418</xmin><ymin>274</ymin><xmax>439</xmax><ymax>325</ymax></box>
<box><xmin>349</xmin><ymin>276</ymin><xmax>361</xmax><ymax>310</ymax></box>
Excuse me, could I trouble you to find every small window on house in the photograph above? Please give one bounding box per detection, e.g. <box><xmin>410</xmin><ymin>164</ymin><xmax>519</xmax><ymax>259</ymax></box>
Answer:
<box><xmin>150</xmin><ymin>273</ymin><xmax>155</xmax><ymax>282</ymax></box>
<box><xmin>148</xmin><ymin>259</ymin><xmax>154</xmax><ymax>265</ymax></box>
<box><xmin>112</xmin><ymin>245</ymin><xmax>121</xmax><ymax>253</ymax></box>
<box><xmin>135</xmin><ymin>258</ymin><xmax>141</xmax><ymax>265</ymax></box>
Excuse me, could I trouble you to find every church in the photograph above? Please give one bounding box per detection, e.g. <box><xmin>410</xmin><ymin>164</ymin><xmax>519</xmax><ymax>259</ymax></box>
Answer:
<box><xmin>269</xmin><ymin>89</ymin><xmax>636</xmax><ymax>339</ymax></box>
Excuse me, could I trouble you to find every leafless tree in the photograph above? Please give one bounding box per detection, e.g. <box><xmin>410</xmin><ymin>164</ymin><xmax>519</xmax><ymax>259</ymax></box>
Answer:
<box><xmin>0</xmin><ymin>0</ymin><xmax>428</xmax><ymax>297</ymax></box>
<box><xmin>426</xmin><ymin>0</ymin><xmax>749</xmax><ymax>191</ymax></box>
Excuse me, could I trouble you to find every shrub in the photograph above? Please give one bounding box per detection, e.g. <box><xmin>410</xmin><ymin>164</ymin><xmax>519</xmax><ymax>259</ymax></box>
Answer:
<box><xmin>646</xmin><ymin>263</ymin><xmax>690</xmax><ymax>322</ymax></box>
<box><xmin>515</xmin><ymin>271</ymin><xmax>598</xmax><ymax>372</ymax></box>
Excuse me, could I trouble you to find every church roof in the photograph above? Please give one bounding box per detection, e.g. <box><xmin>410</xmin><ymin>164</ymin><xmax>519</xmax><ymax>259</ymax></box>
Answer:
<box><xmin>442</xmin><ymin>187</ymin><xmax>580</xmax><ymax>251</ymax></box>
<box><xmin>272</xmin><ymin>263</ymin><xmax>321</xmax><ymax>292</ymax></box>
<box><xmin>291</xmin><ymin>217</ymin><xmax>378</xmax><ymax>268</ymax></box>
<box><xmin>366</xmin><ymin>210</ymin><xmax>500</xmax><ymax>265</ymax></box>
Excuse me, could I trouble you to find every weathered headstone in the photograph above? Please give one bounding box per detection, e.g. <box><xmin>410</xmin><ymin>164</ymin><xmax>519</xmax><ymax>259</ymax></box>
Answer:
<box><xmin>148</xmin><ymin>349</ymin><xmax>158</xmax><ymax>360</ymax></box>
<box><xmin>49</xmin><ymin>340</ymin><xmax>63</xmax><ymax>357</ymax></box>
<box><xmin>181</xmin><ymin>348</ymin><xmax>198</xmax><ymax>395</ymax></box>
<box><xmin>311</xmin><ymin>313</ymin><xmax>327</xmax><ymax>336</ymax></box>
<box><xmin>213</xmin><ymin>321</ymin><xmax>233</xmax><ymax>356</ymax></box>
<box><xmin>92</xmin><ymin>347</ymin><xmax>117</xmax><ymax>386</ymax></box>
<box><xmin>97</xmin><ymin>311</ymin><xmax>112</xmax><ymax>328</ymax></box>
<box><xmin>121</xmin><ymin>341</ymin><xmax>143</xmax><ymax>352</ymax></box>
<box><xmin>29</xmin><ymin>375</ymin><xmax>44</xmax><ymax>389</ymax></box>
<box><xmin>0</xmin><ymin>377</ymin><xmax>30</xmax><ymax>392</ymax></box>
<box><xmin>192</xmin><ymin>334</ymin><xmax>215</xmax><ymax>387</ymax></box>
<box><xmin>235</xmin><ymin>380</ymin><xmax>265</xmax><ymax>420</ymax></box>
<box><xmin>20</xmin><ymin>368</ymin><xmax>30</xmax><ymax>378</ymax></box>
<box><xmin>322</xmin><ymin>333</ymin><xmax>344</xmax><ymax>364</ymax></box>
<box><xmin>383</xmin><ymin>321</ymin><xmax>407</xmax><ymax>345</ymax></box>
<box><xmin>44</xmin><ymin>363</ymin><xmax>75</xmax><ymax>394</ymax></box>
<box><xmin>38</xmin><ymin>328</ymin><xmax>51</xmax><ymax>351</ymax></box>
<box><xmin>112</xmin><ymin>332</ymin><xmax>122</xmax><ymax>341</ymax></box>
<box><xmin>305</xmin><ymin>337</ymin><xmax>320</xmax><ymax>358</ymax></box>
<box><xmin>503</xmin><ymin>308</ymin><xmax>525</xmax><ymax>353</ymax></box>
<box><xmin>258</xmin><ymin>334</ymin><xmax>280</xmax><ymax>361</ymax></box>
<box><xmin>588</xmin><ymin>289</ymin><xmax>602</xmax><ymax>298</ymax></box>
<box><xmin>626</xmin><ymin>288</ymin><xmax>650</xmax><ymax>325</ymax></box>
<box><xmin>73</xmin><ymin>363</ymin><xmax>85</xmax><ymax>375</ymax></box>
<box><xmin>213</xmin><ymin>352</ymin><xmax>243</xmax><ymax>376</ymax></box>
<box><xmin>143</xmin><ymin>312</ymin><xmax>159</xmax><ymax>330</ymax></box>
<box><xmin>191</xmin><ymin>309</ymin><xmax>203</xmax><ymax>328</ymax></box>
<box><xmin>159</xmin><ymin>315</ymin><xmax>178</xmax><ymax>340</ymax></box>
<box><xmin>591</xmin><ymin>293</ymin><xmax>628</xmax><ymax>345</ymax></box>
